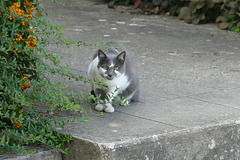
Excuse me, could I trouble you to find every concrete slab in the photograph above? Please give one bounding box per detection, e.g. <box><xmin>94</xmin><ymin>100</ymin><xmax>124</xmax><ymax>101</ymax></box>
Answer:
<box><xmin>189</xmin><ymin>88</ymin><xmax>240</xmax><ymax>109</ymax></box>
<box><xmin>6</xmin><ymin>0</ymin><xmax>240</xmax><ymax>159</ymax></box>
<box><xmin>41</xmin><ymin>0</ymin><xmax>240</xmax><ymax>159</ymax></box>
<box><xmin>1</xmin><ymin>148</ymin><xmax>62</xmax><ymax>160</ymax></box>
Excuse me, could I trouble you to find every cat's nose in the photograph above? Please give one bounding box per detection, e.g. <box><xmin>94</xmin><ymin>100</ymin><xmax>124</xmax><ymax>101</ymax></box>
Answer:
<box><xmin>108</xmin><ymin>75</ymin><xmax>112</xmax><ymax>78</ymax></box>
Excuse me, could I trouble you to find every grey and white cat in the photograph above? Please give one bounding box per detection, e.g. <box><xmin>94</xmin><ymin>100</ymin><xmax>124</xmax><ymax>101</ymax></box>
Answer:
<box><xmin>88</xmin><ymin>41</ymin><xmax>139</xmax><ymax>113</ymax></box>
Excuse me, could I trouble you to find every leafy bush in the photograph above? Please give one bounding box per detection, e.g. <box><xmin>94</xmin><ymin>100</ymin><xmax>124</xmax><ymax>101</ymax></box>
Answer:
<box><xmin>178</xmin><ymin>0</ymin><xmax>221</xmax><ymax>24</ymax></box>
<box><xmin>0</xmin><ymin>0</ymin><xmax>99</xmax><ymax>155</ymax></box>
<box><xmin>178</xmin><ymin>0</ymin><xmax>240</xmax><ymax>31</ymax></box>
<box><xmin>110</xmin><ymin>0</ymin><xmax>240</xmax><ymax>32</ymax></box>
<box><xmin>216</xmin><ymin>0</ymin><xmax>240</xmax><ymax>31</ymax></box>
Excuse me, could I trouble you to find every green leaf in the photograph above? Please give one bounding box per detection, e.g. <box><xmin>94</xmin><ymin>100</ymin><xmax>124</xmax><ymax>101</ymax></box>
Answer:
<box><xmin>219</xmin><ymin>22</ymin><xmax>231</xmax><ymax>29</ymax></box>
<box><xmin>216</xmin><ymin>16</ymin><xmax>222</xmax><ymax>22</ymax></box>
<box><xmin>196</xmin><ymin>1</ymin><xmax>205</xmax><ymax>9</ymax></box>
<box><xmin>231</xmin><ymin>26</ymin><xmax>240</xmax><ymax>32</ymax></box>
<box><xmin>179</xmin><ymin>7</ymin><xmax>191</xmax><ymax>20</ymax></box>
<box><xmin>189</xmin><ymin>1</ymin><xmax>197</xmax><ymax>11</ymax></box>
<box><xmin>199</xmin><ymin>13</ymin><xmax>205</xmax><ymax>21</ymax></box>
<box><xmin>208</xmin><ymin>1</ymin><xmax>214</xmax><ymax>8</ymax></box>
<box><xmin>237</xmin><ymin>22</ymin><xmax>240</xmax><ymax>27</ymax></box>
<box><xmin>221</xmin><ymin>15</ymin><xmax>229</xmax><ymax>22</ymax></box>
<box><xmin>192</xmin><ymin>16</ymin><xmax>200</xmax><ymax>24</ymax></box>
<box><xmin>229</xmin><ymin>1</ymin><xmax>237</xmax><ymax>8</ymax></box>
<box><xmin>1</xmin><ymin>135</ymin><xmax>5</xmax><ymax>144</ymax></box>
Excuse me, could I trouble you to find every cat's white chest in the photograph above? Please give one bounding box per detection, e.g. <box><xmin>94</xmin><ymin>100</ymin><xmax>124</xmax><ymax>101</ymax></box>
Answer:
<box><xmin>105</xmin><ymin>73</ymin><xmax>129</xmax><ymax>93</ymax></box>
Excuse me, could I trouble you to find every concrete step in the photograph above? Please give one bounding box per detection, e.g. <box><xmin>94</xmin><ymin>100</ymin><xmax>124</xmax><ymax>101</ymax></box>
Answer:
<box><xmin>1</xmin><ymin>148</ymin><xmax>62</xmax><ymax>160</ymax></box>
<box><xmin>3</xmin><ymin>119</ymin><xmax>240</xmax><ymax>160</ymax></box>
<box><xmin>58</xmin><ymin>113</ymin><xmax>240</xmax><ymax>160</ymax></box>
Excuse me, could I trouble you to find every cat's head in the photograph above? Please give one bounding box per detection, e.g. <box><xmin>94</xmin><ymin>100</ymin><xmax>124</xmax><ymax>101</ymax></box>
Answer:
<box><xmin>97</xmin><ymin>49</ymin><xmax>126</xmax><ymax>80</ymax></box>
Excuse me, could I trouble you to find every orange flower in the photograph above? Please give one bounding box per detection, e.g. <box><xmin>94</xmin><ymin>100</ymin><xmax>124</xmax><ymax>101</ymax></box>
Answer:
<box><xmin>24</xmin><ymin>14</ymin><xmax>34</xmax><ymax>19</ymax></box>
<box><xmin>29</xmin><ymin>30</ymin><xmax>35</xmax><ymax>34</ymax></box>
<box><xmin>16</xmin><ymin>123</ymin><xmax>22</xmax><ymax>128</ymax></box>
<box><xmin>12</xmin><ymin>121</ymin><xmax>22</xmax><ymax>128</ymax></box>
<box><xmin>9</xmin><ymin>15</ymin><xmax>15</xmax><ymax>20</ymax></box>
<box><xmin>25</xmin><ymin>36</ymin><xmax>38</xmax><ymax>52</ymax></box>
<box><xmin>13</xmin><ymin>34</ymin><xmax>23</xmax><ymax>42</ymax></box>
<box><xmin>20</xmin><ymin>76</ymin><xmax>30</xmax><ymax>93</ymax></box>
<box><xmin>8</xmin><ymin>2</ymin><xmax>24</xmax><ymax>20</ymax></box>
<box><xmin>20</xmin><ymin>21</ymin><xmax>25</xmax><ymax>26</ymax></box>
<box><xmin>24</xmin><ymin>0</ymin><xmax>33</xmax><ymax>6</ymax></box>
<box><xmin>25</xmin><ymin>5</ymin><xmax>34</xmax><ymax>14</ymax></box>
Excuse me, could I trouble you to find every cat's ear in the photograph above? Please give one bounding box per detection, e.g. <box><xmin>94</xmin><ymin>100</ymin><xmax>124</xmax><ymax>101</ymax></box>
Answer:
<box><xmin>117</xmin><ymin>51</ymin><xmax>126</xmax><ymax>62</ymax></box>
<box><xmin>98</xmin><ymin>49</ymin><xmax>106</xmax><ymax>59</ymax></box>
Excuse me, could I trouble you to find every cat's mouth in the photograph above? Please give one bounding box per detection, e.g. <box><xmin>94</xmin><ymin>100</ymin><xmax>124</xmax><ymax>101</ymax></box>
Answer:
<box><xmin>106</xmin><ymin>76</ymin><xmax>114</xmax><ymax>80</ymax></box>
<box><xmin>101</xmin><ymin>74</ymin><xmax>114</xmax><ymax>80</ymax></box>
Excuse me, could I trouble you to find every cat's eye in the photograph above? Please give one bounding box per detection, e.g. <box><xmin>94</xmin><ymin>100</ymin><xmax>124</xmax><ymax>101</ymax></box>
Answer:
<box><xmin>103</xmin><ymin>66</ymin><xmax>108</xmax><ymax>70</ymax></box>
<box><xmin>114</xmin><ymin>67</ymin><xmax>119</xmax><ymax>70</ymax></box>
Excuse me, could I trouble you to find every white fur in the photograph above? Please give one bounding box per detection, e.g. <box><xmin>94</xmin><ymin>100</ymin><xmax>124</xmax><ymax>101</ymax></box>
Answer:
<box><xmin>109</xmin><ymin>62</ymin><xmax>114</xmax><ymax>68</ymax></box>
<box><xmin>88</xmin><ymin>57</ymin><xmax>130</xmax><ymax>112</ymax></box>
<box><xmin>95</xmin><ymin>103</ymin><xmax>104</xmax><ymax>111</ymax></box>
<box><xmin>103</xmin><ymin>103</ymin><xmax>115</xmax><ymax>112</ymax></box>
<box><xmin>88</xmin><ymin>57</ymin><xmax>101</xmax><ymax>80</ymax></box>
<box><xmin>95</xmin><ymin>103</ymin><xmax>114</xmax><ymax>112</ymax></box>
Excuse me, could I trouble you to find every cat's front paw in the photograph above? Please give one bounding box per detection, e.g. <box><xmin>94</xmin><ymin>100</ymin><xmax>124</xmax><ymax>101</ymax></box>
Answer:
<box><xmin>95</xmin><ymin>104</ymin><xmax>104</xmax><ymax>111</ymax></box>
<box><xmin>104</xmin><ymin>103</ymin><xmax>115</xmax><ymax>113</ymax></box>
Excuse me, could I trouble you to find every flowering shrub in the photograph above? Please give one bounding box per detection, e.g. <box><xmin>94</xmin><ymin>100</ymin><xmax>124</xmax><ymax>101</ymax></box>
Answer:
<box><xmin>0</xmin><ymin>0</ymin><xmax>98</xmax><ymax>155</ymax></box>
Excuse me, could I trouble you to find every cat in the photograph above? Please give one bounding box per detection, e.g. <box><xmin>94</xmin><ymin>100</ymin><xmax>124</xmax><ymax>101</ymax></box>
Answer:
<box><xmin>88</xmin><ymin>41</ymin><xmax>139</xmax><ymax>113</ymax></box>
